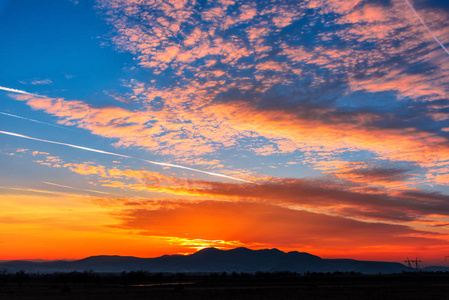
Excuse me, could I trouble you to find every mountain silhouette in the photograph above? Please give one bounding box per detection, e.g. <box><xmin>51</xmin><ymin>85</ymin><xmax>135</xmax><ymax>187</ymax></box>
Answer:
<box><xmin>1</xmin><ymin>247</ymin><xmax>440</xmax><ymax>274</ymax></box>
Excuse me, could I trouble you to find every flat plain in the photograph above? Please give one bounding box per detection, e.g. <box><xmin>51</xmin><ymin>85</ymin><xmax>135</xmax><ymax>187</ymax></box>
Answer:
<box><xmin>1</xmin><ymin>272</ymin><xmax>449</xmax><ymax>300</ymax></box>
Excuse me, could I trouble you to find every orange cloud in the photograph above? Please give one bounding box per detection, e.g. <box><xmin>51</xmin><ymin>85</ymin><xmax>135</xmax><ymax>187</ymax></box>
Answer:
<box><xmin>326</xmin><ymin>163</ymin><xmax>417</xmax><ymax>189</ymax></box>
<box><xmin>47</xmin><ymin>160</ymin><xmax>190</xmax><ymax>194</ymax></box>
<box><xmin>111</xmin><ymin>199</ymin><xmax>449</xmax><ymax>262</ymax></box>
<box><xmin>32</xmin><ymin>154</ymin><xmax>64</xmax><ymax>168</ymax></box>
<box><xmin>43</xmin><ymin>155</ymin><xmax>448</xmax><ymax>226</ymax></box>
<box><xmin>32</xmin><ymin>151</ymin><xmax>49</xmax><ymax>156</ymax></box>
<box><xmin>63</xmin><ymin>163</ymin><xmax>107</xmax><ymax>177</ymax></box>
<box><xmin>12</xmin><ymin>90</ymin><xmax>449</xmax><ymax>187</ymax></box>
<box><xmin>120</xmin><ymin>175</ymin><xmax>449</xmax><ymax>227</ymax></box>
<box><xmin>207</xmin><ymin>102</ymin><xmax>449</xmax><ymax>169</ymax></box>
<box><xmin>11</xmin><ymin>93</ymin><xmax>220</xmax><ymax>157</ymax></box>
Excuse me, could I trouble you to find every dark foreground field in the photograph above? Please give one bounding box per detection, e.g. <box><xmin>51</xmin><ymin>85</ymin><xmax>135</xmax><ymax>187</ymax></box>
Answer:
<box><xmin>1</xmin><ymin>271</ymin><xmax>449</xmax><ymax>300</ymax></box>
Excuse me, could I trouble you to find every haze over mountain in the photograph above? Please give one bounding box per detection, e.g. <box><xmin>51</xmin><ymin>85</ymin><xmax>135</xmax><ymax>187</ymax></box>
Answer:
<box><xmin>2</xmin><ymin>247</ymin><xmax>445</xmax><ymax>274</ymax></box>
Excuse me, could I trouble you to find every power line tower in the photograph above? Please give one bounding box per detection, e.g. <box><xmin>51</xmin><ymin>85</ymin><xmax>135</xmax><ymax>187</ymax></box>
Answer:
<box><xmin>409</xmin><ymin>257</ymin><xmax>422</xmax><ymax>271</ymax></box>
<box><xmin>404</xmin><ymin>257</ymin><xmax>412</xmax><ymax>270</ymax></box>
<box><xmin>415</xmin><ymin>257</ymin><xmax>422</xmax><ymax>270</ymax></box>
<box><xmin>404</xmin><ymin>257</ymin><xmax>422</xmax><ymax>271</ymax></box>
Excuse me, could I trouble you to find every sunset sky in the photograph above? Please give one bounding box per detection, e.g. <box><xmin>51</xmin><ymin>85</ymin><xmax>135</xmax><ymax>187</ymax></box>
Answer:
<box><xmin>1</xmin><ymin>0</ymin><xmax>449</xmax><ymax>266</ymax></box>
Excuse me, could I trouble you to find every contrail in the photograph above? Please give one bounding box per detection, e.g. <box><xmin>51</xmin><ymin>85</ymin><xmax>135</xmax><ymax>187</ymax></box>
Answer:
<box><xmin>42</xmin><ymin>181</ymin><xmax>121</xmax><ymax>196</ymax></box>
<box><xmin>0</xmin><ymin>112</ymin><xmax>77</xmax><ymax>132</ymax></box>
<box><xmin>0</xmin><ymin>130</ymin><xmax>253</xmax><ymax>184</ymax></box>
<box><xmin>0</xmin><ymin>185</ymin><xmax>118</xmax><ymax>197</ymax></box>
<box><xmin>0</xmin><ymin>85</ymin><xmax>39</xmax><ymax>96</ymax></box>
<box><xmin>141</xmin><ymin>159</ymin><xmax>254</xmax><ymax>183</ymax></box>
<box><xmin>0</xmin><ymin>130</ymin><xmax>132</xmax><ymax>158</ymax></box>
<box><xmin>404</xmin><ymin>0</ymin><xmax>449</xmax><ymax>56</ymax></box>
<box><xmin>0</xmin><ymin>186</ymin><xmax>68</xmax><ymax>196</ymax></box>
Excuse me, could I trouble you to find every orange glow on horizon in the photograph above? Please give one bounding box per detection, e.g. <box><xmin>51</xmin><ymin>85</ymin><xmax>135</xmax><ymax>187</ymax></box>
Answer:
<box><xmin>0</xmin><ymin>189</ymin><xmax>448</xmax><ymax>265</ymax></box>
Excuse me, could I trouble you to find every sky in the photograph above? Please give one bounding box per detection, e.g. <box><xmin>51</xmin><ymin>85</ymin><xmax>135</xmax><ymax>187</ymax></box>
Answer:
<box><xmin>1</xmin><ymin>0</ymin><xmax>449</xmax><ymax>266</ymax></box>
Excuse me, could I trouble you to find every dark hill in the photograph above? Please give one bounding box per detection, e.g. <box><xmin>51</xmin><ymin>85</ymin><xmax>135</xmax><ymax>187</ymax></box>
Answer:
<box><xmin>0</xmin><ymin>247</ymin><xmax>409</xmax><ymax>274</ymax></box>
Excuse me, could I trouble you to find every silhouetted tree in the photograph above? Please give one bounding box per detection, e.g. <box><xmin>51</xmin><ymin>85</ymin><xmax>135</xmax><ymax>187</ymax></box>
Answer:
<box><xmin>14</xmin><ymin>270</ymin><xmax>29</xmax><ymax>290</ymax></box>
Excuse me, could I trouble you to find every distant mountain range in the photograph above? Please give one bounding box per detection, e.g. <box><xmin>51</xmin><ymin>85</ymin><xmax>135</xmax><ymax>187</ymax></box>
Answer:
<box><xmin>1</xmin><ymin>247</ymin><xmax>448</xmax><ymax>274</ymax></box>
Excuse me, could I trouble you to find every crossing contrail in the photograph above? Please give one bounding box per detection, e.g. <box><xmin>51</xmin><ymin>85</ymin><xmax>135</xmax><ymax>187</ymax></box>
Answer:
<box><xmin>0</xmin><ymin>130</ymin><xmax>253</xmax><ymax>184</ymax></box>
<box><xmin>404</xmin><ymin>0</ymin><xmax>449</xmax><ymax>56</ymax></box>
<box><xmin>0</xmin><ymin>112</ymin><xmax>77</xmax><ymax>132</ymax></box>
